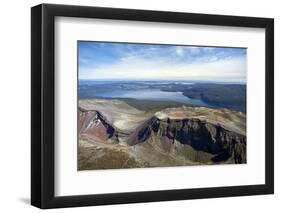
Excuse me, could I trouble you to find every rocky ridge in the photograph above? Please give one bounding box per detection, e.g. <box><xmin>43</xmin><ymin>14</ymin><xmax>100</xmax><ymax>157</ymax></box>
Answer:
<box><xmin>79</xmin><ymin>107</ymin><xmax>246</xmax><ymax>164</ymax></box>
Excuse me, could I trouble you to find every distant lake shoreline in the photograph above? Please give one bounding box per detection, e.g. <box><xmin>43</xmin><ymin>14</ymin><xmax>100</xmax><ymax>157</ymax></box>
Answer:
<box><xmin>79</xmin><ymin>81</ymin><xmax>211</xmax><ymax>107</ymax></box>
<box><xmin>82</xmin><ymin>88</ymin><xmax>210</xmax><ymax>107</ymax></box>
<box><xmin>78</xmin><ymin>81</ymin><xmax>246</xmax><ymax>112</ymax></box>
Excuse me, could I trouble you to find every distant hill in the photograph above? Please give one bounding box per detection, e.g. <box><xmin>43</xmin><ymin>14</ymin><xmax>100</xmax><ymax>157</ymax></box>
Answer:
<box><xmin>162</xmin><ymin>83</ymin><xmax>246</xmax><ymax>112</ymax></box>
<box><xmin>79</xmin><ymin>81</ymin><xmax>246</xmax><ymax>113</ymax></box>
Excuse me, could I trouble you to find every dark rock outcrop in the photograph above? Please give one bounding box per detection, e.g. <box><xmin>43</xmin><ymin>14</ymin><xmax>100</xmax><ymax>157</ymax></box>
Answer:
<box><xmin>79</xmin><ymin>108</ymin><xmax>118</xmax><ymax>143</ymax></box>
<box><xmin>79</xmin><ymin>107</ymin><xmax>246</xmax><ymax>164</ymax></box>
<box><xmin>127</xmin><ymin>116</ymin><xmax>246</xmax><ymax>164</ymax></box>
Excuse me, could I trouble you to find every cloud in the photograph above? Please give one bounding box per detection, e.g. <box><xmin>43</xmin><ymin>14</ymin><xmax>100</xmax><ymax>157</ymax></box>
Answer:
<box><xmin>175</xmin><ymin>46</ymin><xmax>185</xmax><ymax>57</ymax></box>
<box><xmin>79</xmin><ymin>42</ymin><xmax>246</xmax><ymax>82</ymax></box>
<box><xmin>80</xmin><ymin>56</ymin><xmax>246</xmax><ymax>82</ymax></box>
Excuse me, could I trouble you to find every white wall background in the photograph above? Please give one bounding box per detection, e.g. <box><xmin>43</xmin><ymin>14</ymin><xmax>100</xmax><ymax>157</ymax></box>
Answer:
<box><xmin>0</xmin><ymin>0</ymin><xmax>279</xmax><ymax>212</ymax></box>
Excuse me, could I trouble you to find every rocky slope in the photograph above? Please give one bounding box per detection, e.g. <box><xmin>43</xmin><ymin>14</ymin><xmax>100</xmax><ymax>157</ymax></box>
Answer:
<box><xmin>79</xmin><ymin>108</ymin><xmax>118</xmax><ymax>144</ymax></box>
<box><xmin>78</xmin><ymin>99</ymin><xmax>247</xmax><ymax>170</ymax></box>
<box><xmin>127</xmin><ymin>116</ymin><xmax>246</xmax><ymax>164</ymax></box>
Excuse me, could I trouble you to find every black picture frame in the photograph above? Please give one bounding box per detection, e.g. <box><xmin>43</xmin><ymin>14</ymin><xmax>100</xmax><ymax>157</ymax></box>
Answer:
<box><xmin>31</xmin><ymin>3</ymin><xmax>274</xmax><ymax>209</ymax></box>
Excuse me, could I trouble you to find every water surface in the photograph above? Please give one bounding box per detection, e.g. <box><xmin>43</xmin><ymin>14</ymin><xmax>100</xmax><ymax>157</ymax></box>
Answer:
<box><xmin>79</xmin><ymin>81</ymin><xmax>211</xmax><ymax>107</ymax></box>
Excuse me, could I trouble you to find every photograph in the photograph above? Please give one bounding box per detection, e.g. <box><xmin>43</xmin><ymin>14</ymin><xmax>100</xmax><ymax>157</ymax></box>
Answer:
<box><xmin>29</xmin><ymin>3</ymin><xmax>274</xmax><ymax>209</ymax></box>
<box><xmin>78</xmin><ymin>41</ymin><xmax>247</xmax><ymax>170</ymax></box>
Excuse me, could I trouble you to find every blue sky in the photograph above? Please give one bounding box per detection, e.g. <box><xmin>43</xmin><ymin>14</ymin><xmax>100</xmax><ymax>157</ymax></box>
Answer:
<box><xmin>78</xmin><ymin>41</ymin><xmax>246</xmax><ymax>82</ymax></box>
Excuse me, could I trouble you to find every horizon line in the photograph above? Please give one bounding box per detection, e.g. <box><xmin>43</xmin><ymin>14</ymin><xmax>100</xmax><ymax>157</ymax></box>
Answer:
<box><xmin>79</xmin><ymin>79</ymin><xmax>246</xmax><ymax>83</ymax></box>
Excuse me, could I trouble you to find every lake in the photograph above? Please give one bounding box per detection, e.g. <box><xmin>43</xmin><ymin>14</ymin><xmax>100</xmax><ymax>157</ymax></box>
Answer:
<box><xmin>79</xmin><ymin>81</ymin><xmax>211</xmax><ymax>107</ymax></box>
<box><xmin>98</xmin><ymin>89</ymin><xmax>209</xmax><ymax>106</ymax></box>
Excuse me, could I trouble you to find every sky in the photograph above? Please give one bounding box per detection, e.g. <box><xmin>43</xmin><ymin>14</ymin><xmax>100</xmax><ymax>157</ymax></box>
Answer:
<box><xmin>78</xmin><ymin>41</ymin><xmax>247</xmax><ymax>82</ymax></box>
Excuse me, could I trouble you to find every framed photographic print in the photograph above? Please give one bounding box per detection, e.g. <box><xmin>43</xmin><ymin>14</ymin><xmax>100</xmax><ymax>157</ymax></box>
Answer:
<box><xmin>31</xmin><ymin>4</ymin><xmax>274</xmax><ymax>209</ymax></box>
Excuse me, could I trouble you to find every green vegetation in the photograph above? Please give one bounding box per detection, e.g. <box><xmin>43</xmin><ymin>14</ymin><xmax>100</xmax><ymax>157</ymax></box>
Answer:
<box><xmin>162</xmin><ymin>83</ymin><xmax>246</xmax><ymax>112</ymax></box>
